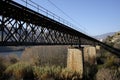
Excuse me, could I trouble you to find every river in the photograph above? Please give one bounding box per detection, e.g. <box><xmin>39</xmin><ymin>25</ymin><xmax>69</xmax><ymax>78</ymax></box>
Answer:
<box><xmin>0</xmin><ymin>51</ymin><xmax>24</xmax><ymax>57</ymax></box>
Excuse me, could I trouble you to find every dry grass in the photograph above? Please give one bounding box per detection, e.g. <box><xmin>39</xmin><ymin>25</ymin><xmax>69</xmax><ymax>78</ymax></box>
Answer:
<box><xmin>4</xmin><ymin>61</ymin><xmax>82</xmax><ymax>80</ymax></box>
<box><xmin>5</xmin><ymin>62</ymin><xmax>33</xmax><ymax>80</ymax></box>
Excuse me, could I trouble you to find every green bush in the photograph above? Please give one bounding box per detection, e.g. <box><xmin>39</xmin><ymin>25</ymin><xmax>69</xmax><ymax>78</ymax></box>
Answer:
<box><xmin>33</xmin><ymin>66</ymin><xmax>82</xmax><ymax>80</ymax></box>
<box><xmin>5</xmin><ymin>62</ymin><xmax>34</xmax><ymax>80</ymax></box>
<box><xmin>0</xmin><ymin>56</ymin><xmax>6</xmax><ymax>80</ymax></box>
<box><xmin>84</xmin><ymin>62</ymin><xmax>98</xmax><ymax>80</ymax></box>
<box><xmin>96</xmin><ymin>68</ymin><xmax>120</xmax><ymax>80</ymax></box>
<box><xmin>103</xmin><ymin>56</ymin><xmax>114</xmax><ymax>68</ymax></box>
<box><xmin>60</xmin><ymin>68</ymin><xmax>82</xmax><ymax>80</ymax></box>
<box><xmin>4</xmin><ymin>61</ymin><xmax>83</xmax><ymax>80</ymax></box>
<box><xmin>33</xmin><ymin>66</ymin><xmax>53</xmax><ymax>80</ymax></box>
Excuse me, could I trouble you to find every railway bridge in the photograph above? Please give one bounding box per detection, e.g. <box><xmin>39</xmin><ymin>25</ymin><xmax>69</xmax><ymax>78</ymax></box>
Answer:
<box><xmin>0</xmin><ymin>0</ymin><xmax>120</xmax><ymax>78</ymax></box>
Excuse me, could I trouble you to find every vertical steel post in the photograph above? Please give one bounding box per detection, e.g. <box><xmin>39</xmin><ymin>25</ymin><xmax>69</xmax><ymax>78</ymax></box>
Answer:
<box><xmin>81</xmin><ymin>46</ymin><xmax>85</xmax><ymax>80</ymax></box>
<box><xmin>1</xmin><ymin>16</ymin><xmax>4</xmax><ymax>42</ymax></box>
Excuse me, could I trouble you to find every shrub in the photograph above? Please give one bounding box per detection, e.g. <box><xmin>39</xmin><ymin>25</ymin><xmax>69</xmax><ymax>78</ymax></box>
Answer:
<box><xmin>5</xmin><ymin>62</ymin><xmax>34</xmax><ymax>80</ymax></box>
<box><xmin>96</xmin><ymin>68</ymin><xmax>120</xmax><ymax>80</ymax></box>
<box><xmin>60</xmin><ymin>68</ymin><xmax>82</xmax><ymax>80</ymax></box>
<box><xmin>104</xmin><ymin>56</ymin><xmax>114</xmax><ymax>68</ymax></box>
<box><xmin>0</xmin><ymin>56</ymin><xmax>7</xmax><ymax>80</ymax></box>
<box><xmin>6</xmin><ymin>54</ymin><xmax>19</xmax><ymax>64</ymax></box>
<box><xmin>84</xmin><ymin>62</ymin><xmax>98</xmax><ymax>80</ymax></box>
<box><xmin>33</xmin><ymin>66</ymin><xmax>52</xmax><ymax>80</ymax></box>
<box><xmin>33</xmin><ymin>66</ymin><xmax>62</xmax><ymax>80</ymax></box>
<box><xmin>33</xmin><ymin>66</ymin><xmax>82</xmax><ymax>80</ymax></box>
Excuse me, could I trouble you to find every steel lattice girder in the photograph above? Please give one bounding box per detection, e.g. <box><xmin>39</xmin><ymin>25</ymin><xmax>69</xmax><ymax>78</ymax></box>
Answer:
<box><xmin>0</xmin><ymin>0</ymin><xmax>96</xmax><ymax>46</ymax></box>
<box><xmin>0</xmin><ymin>16</ymin><xmax>83</xmax><ymax>46</ymax></box>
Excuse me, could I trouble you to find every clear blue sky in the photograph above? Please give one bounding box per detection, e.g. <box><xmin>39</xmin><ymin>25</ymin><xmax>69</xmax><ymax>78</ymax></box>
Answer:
<box><xmin>17</xmin><ymin>0</ymin><xmax>120</xmax><ymax>36</ymax></box>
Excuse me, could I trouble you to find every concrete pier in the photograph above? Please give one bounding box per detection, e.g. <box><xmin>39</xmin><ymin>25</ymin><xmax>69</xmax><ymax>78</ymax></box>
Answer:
<box><xmin>84</xmin><ymin>46</ymin><xmax>96</xmax><ymax>64</ymax></box>
<box><xmin>67</xmin><ymin>48</ymin><xmax>83</xmax><ymax>75</ymax></box>
<box><xmin>67</xmin><ymin>46</ymin><xmax>97</xmax><ymax>71</ymax></box>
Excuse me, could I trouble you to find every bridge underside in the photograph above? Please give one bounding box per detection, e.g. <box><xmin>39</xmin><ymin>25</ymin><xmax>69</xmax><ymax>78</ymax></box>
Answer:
<box><xmin>0</xmin><ymin>0</ymin><xmax>94</xmax><ymax>46</ymax></box>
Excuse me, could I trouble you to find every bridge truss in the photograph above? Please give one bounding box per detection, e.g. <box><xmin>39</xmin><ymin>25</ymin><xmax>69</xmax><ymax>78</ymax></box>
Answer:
<box><xmin>0</xmin><ymin>0</ymin><xmax>95</xmax><ymax>46</ymax></box>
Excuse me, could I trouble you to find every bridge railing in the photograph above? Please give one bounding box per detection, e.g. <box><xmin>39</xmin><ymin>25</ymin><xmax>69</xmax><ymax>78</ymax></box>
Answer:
<box><xmin>14</xmin><ymin>0</ymin><xmax>75</xmax><ymax>30</ymax></box>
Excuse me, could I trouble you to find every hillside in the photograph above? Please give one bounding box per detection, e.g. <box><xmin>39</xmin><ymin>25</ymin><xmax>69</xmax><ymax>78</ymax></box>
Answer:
<box><xmin>96</xmin><ymin>31</ymin><xmax>120</xmax><ymax>80</ymax></box>
<box><xmin>104</xmin><ymin>31</ymin><xmax>120</xmax><ymax>49</ymax></box>
<box><xmin>94</xmin><ymin>32</ymin><xmax>115</xmax><ymax>40</ymax></box>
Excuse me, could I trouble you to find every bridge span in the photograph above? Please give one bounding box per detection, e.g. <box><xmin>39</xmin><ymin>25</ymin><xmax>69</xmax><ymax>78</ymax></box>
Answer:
<box><xmin>0</xmin><ymin>0</ymin><xmax>120</xmax><ymax>57</ymax></box>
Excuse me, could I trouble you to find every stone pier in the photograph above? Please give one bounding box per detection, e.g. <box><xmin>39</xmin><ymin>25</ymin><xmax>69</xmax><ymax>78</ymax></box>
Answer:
<box><xmin>67</xmin><ymin>46</ymin><xmax>97</xmax><ymax>77</ymax></box>
<box><xmin>67</xmin><ymin>48</ymin><xmax>83</xmax><ymax>75</ymax></box>
<box><xmin>84</xmin><ymin>46</ymin><xmax>96</xmax><ymax>64</ymax></box>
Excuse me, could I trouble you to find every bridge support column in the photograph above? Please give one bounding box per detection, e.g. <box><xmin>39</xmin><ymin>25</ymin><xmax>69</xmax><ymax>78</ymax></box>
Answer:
<box><xmin>83</xmin><ymin>46</ymin><xmax>97</xmax><ymax>64</ymax></box>
<box><xmin>67</xmin><ymin>46</ymin><xmax>97</xmax><ymax>79</ymax></box>
<box><xmin>67</xmin><ymin>48</ymin><xmax>83</xmax><ymax>77</ymax></box>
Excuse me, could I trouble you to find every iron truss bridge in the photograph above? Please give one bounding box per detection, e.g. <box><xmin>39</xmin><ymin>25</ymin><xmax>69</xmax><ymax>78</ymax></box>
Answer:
<box><xmin>0</xmin><ymin>0</ymin><xmax>120</xmax><ymax>57</ymax></box>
